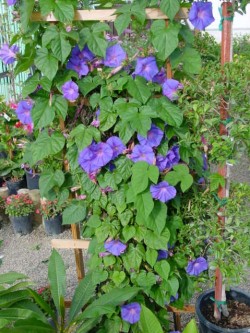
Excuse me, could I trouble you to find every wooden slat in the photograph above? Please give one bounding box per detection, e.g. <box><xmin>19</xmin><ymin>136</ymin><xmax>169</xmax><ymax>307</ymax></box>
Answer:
<box><xmin>31</xmin><ymin>8</ymin><xmax>188</xmax><ymax>22</ymax></box>
<box><xmin>167</xmin><ymin>304</ymin><xmax>195</xmax><ymax>314</ymax></box>
<box><xmin>51</xmin><ymin>238</ymin><xmax>90</xmax><ymax>250</ymax></box>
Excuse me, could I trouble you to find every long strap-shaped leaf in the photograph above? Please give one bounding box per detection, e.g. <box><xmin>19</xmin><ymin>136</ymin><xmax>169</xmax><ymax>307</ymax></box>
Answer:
<box><xmin>48</xmin><ymin>249</ymin><xmax>66</xmax><ymax>317</ymax></box>
<box><xmin>27</xmin><ymin>289</ymin><xmax>56</xmax><ymax>321</ymax></box>
<box><xmin>0</xmin><ymin>272</ymin><xmax>28</xmax><ymax>285</ymax></box>
<box><xmin>69</xmin><ymin>272</ymin><xmax>96</xmax><ymax>322</ymax></box>
<box><xmin>0</xmin><ymin>318</ymin><xmax>55</xmax><ymax>333</ymax></box>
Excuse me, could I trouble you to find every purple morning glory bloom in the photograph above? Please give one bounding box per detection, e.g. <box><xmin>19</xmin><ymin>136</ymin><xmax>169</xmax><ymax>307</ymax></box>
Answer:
<box><xmin>170</xmin><ymin>331</ymin><xmax>180</xmax><ymax>333</ymax></box>
<box><xmin>156</xmin><ymin>146</ymin><xmax>180</xmax><ymax>171</ymax></box>
<box><xmin>134</xmin><ymin>56</ymin><xmax>159</xmax><ymax>82</ymax></box>
<box><xmin>189</xmin><ymin>2</ymin><xmax>215</xmax><ymax>31</ymax></box>
<box><xmin>186</xmin><ymin>257</ymin><xmax>208</xmax><ymax>276</ymax></box>
<box><xmin>202</xmin><ymin>153</ymin><xmax>208</xmax><ymax>171</ymax></box>
<box><xmin>137</xmin><ymin>124</ymin><xmax>164</xmax><ymax>148</ymax></box>
<box><xmin>121</xmin><ymin>302</ymin><xmax>141</xmax><ymax>324</ymax></box>
<box><xmin>62</xmin><ymin>80</ymin><xmax>79</xmax><ymax>101</ymax></box>
<box><xmin>0</xmin><ymin>44</ymin><xmax>19</xmax><ymax>65</ymax></box>
<box><xmin>130</xmin><ymin>145</ymin><xmax>155</xmax><ymax>165</ymax></box>
<box><xmin>106</xmin><ymin>136</ymin><xmax>126</xmax><ymax>159</ymax></box>
<box><xmin>170</xmin><ymin>293</ymin><xmax>179</xmax><ymax>303</ymax></box>
<box><xmin>152</xmin><ymin>68</ymin><xmax>167</xmax><ymax>85</ymax></box>
<box><xmin>6</xmin><ymin>0</ymin><xmax>17</xmax><ymax>5</ymax></box>
<box><xmin>78</xmin><ymin>142</ymin><xmax>113</xmax><ymax>173</ymax></box>
<box><xmin>104</xmin><ymin>44</ymin><xmax>127</xmax><ymax>68</ymax></box>
<box><xmin>66</xmin><ymin>57</ymin><xmax>89</xmax><ymax>77</ymax></box>
<box><xmin>162</xmin><ymin>79</ymin><xmax>183</xmax><ymax>101</ymax></box>
<box><xmin>150</xmin><ymin>181</ymin><xmax>177</xmax><ymax>203</ymax></box>
<box><xmin>104</xmin><ymin>239</ymin><xmax>127</xmax><ymax>256</ymax></box>
<box><xmin>15</xmin><ymin>100</ymin><xmax>33</xmax><ymax>125</ymax></box>
<box><xmin>157</xmin><ymin>250</ymin><xmax>169</xmax><ymax>261</ymax></box>
<box><xmin>71</xmin><ymin>45</ymin><xmax>95</xmax><ymax>62</ymax></box>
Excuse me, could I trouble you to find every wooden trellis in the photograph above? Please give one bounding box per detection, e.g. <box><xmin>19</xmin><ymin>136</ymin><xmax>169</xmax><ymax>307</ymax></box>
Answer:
<box><xmin>31</xmin><ymin>4</ymin><xmax>233</xmax><ymax>330</ymax></box>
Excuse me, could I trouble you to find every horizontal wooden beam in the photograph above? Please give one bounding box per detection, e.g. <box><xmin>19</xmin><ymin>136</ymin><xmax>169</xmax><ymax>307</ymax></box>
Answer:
<box><xmin>31</xmin><ymin>8</ymin><xmax>188</xmax><ymax>22</ymax></box>
<box><xmin>51</xmin><ymin>239</ymin><xmax>90</xmax><ymax>250</ymax></box>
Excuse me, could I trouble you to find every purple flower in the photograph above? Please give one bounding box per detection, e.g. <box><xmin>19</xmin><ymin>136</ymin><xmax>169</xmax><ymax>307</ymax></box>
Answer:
<box><xmin>78</xmin><ymin>142</ymin><xmax>113</xmax><ymax>173</ymax></box>
<box><xmin>104</xmin><ymin>44</ymin><xmax>127</xmax><ymax>68</ymax></box>
<box><xmin>106</xmin><ymin>136</ymin><xmax>126</xmax><ymax>159</ymax></box>
<box><xmin>170</xmin><ymin>293</ymin><xmax>179</xmax><ymax>303</ymax></box>
<box><xmin>186</xmin><ymin>257</ymin><xmax>208</xmax><ymax>276</ymax></box>
<box><xmin>137</xmin><ymin>124</ymin><xmax>164</xmax><ymax>148</ymax></box>
<box><xmin>62</xmin><ymin>80</ymin><xmax>79</xmax><ymax>101</ymax></box>
<box><xmin>150</xmin><ymin>181</ymin><xmax>177</xmax><ymax>203</ymax></box>
<box><xmin>157</xmin><ymin>250</ymin><xmax>169</xmax><ymax>261</ymax></box>
<box><xmin>156</xmin><ymin>146</ymin><xmax>180</xmax><ymax>171</ymax></box>
<box><xmin>71</xmin><ymin>45</ymin><xmax>95</xmax><ymax>62</ymax></box>
<box><xmin>121</xmin><ymin>303</ymin><xmax>141</xmax><ymax>324</ymax></box>
<box><xmin>152</xmin><ymin>68</ymin><xmax>167</xmax><ymax>85</ymax></box>
<box><xmin>130</xmin><ymin>145</ymin><xmax>155</xmax><ymax>165</ymax></box>
<box><xmin>0</xmin><ymin>44</ymin><xmax>19</xmax><ymax>65</ymax></box>
<box><xmin>189</xmin><ymin>2</ymin><xmax>215</xmax><ymax>31</ymax></box>
<box><xmin>6</xmin><ymin>0</ymin><xmax>17</xmax><ymax>5</ymax></box>
<box><xmin>90</xmin><ymin>119</ymin><xmax>100</xmax><ymax>128</ymax></box>
<box><xmin>134</xmin><ymin>56</ymin><xmax>159</xmax><ymax>81</ymax></box>
<box><xmin>202</xmin><ymin>153</ymin><xmax>208</xmax><ymax>171</ymax></box>
<box><xmin>104</xmin><ymin>239</ymin><xmax>127</xmax><ymax>256</ymax></box>
<box><xmin>15</xmin><ymin>100</ymin><xmax>33</xmax><ymax>125</ymax></box>
<box><xmin>170</xmin><ymin>331</ymin><xmax>181</xmax><ymax>333</ymax></box>
<box><xmin>162</xmin><ymin>79</ymin><xmax>183</xmax><ymax>101</ymax></box>
<box><xmin>66</xmin><ymin>57</ymin><xmax>89</xmax><ymax>77</ymax></box>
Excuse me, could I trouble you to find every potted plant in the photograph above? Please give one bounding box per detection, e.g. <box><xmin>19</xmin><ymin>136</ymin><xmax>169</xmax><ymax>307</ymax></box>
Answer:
<box><xmin>38</xmin><ymin>199</ymin><xmax>65</xmax><ymax>235</ymax></box>
<box><xmin>5</xmin><ymin>193</ymin><xmax>35</xmax><ymax>235</ymax></box>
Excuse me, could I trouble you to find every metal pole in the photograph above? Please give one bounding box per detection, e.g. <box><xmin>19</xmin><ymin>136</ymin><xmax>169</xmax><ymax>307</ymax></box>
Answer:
<box><xmin>214</xmin><ymin>1</ymin><xmax>233</xmax><ymax>320</ymax></box>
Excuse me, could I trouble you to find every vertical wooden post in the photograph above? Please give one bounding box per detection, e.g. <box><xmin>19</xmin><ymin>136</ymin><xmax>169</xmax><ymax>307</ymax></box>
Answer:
<box><xmin>59</xmin><ymin>118</ymin><xmax>85</xmax><ymax>281</ymax></box>
<box><xmin>165</xmin><ymin>20</ymin><xmax>172</xmax><ymax>79</ymax></box>
<box><xmin>214</xmin><ymin>1</ymin><xmax>233</xmax><ymax>320</ymax></box>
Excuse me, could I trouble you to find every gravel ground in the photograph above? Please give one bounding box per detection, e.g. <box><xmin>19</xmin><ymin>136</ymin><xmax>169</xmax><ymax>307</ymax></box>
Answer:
<box><xmin>0</xmin><ymin>157</ymin><xmax>249</xmax><ymax>330</ymax></box>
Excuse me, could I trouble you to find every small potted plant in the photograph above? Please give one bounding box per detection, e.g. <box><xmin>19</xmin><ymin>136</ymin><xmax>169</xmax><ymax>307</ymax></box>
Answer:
<box><xmin>38</xmin><ymin>199</ymin><xmax>65</xmax><ymax>235</ymax></box>
<box><xmin>5</xmin><ymin>194</ymin><xmax>35</xmax><ymax>235</ymax></box>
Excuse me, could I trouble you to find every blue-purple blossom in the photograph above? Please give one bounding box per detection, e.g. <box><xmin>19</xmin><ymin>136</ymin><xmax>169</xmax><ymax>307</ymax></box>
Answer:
<box><xmin>62</xmin><ymin>80</ymin><xmax>79</xmax><ymax>101</ymax></box>
<box><xmin>150</xmin><ymin>181</ymin><xmax>177</xmax><ymax>203</ymax></box>
<box><xmin>152</xmin><ymin>68</ymin><xmax>167</xmax><ymax>85</ymax></box>
<box><xmin>6</xmin><ymin>0</ymin><xmax>17</xmax><ymax>5</ymax></box>
<box><xmin>71</xmin><ymin>45</ymin><xmax>95</xmax><ymax>62</ymax></box>
<box><xmin>15</xmin><ymin>100</ymin><xmax>33</xmax><ymax>125</ymax></box>
<box><xmin>66</xmin><ymin>57</ymin><xmax>89</xmax><ymax>77</ymax></box>
<box><xmin>121</xmin><ymin>303</ymin><xmax>141</xmax><ymax>324</ymax></box>
<box><xmin>170</xmin><ymin>293</ymin><xmax>179</xmax><ymax>303</ymax></box>
<box><xmin>189</xmin><ymin>1</ymin><xmax>215</xmax><ymax>31</ymax></box>
<box><xmin>130</xmin><ymin>145</ymin><xmax>155</xmax><ymax>165</ymax></box>
<box><xmin>104</xmin><ymin>239</ymin><xmax>127</xmax><ymax>256</ymax></box>
<box><xmin>0</xmin><ymin>44</ymin><xmax>19</xmax><ymax>65</ymax></box>
<box><xmin>162</xmin><ymin>79</ymin><xmax>183</xmax><ymax>101</ymax></box>
<box><xmin>137</xmin><ymin>124</ymin><xmax>164</xmax><ymax>148</ymax></box>
<box><xmin>104</xmin><ymin>44</ymin><xmax>127</xmax><ymax>68</ymax></box>
<box><xmin>156</xmin><ymin>146</ymin><xmax>180</xmax><ymax>171</ymax></box>
<box><xmin>157</xmin><ymin>250</ymin><xmax>169</xmax><ymax>261</ymax></box>
<box><xmin>78</xmin><ymin>142</ymin><xmax>113</xmax><ymax>173</ymax></box>
<box><xmin>106</xmin><ymin>136</ymin><xmax>126</xmax><ymax>159</ymax></box>
<box><xmin>186</xmin><ymin>257</ymin><xmax>208</xmax><ymax>276</ymax></box>
<box><xmin>202</xmin><ymin>153</ymin><xmax>208</xmax><ymax>171</ymax></box>
<box><xmin>170</xmin><ymin>331</ymin><xmax>181</xmax><ymax>333</ymax></box>
<box><xmin>134</xmin><ymin>56</ymin><xmax>159</xmax><ymax>81</ymax></box>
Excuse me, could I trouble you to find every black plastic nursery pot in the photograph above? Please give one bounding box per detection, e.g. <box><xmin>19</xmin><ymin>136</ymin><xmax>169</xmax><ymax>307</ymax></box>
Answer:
<box><xmin>196</xmin><ymin>288</ymin><xmax>250</xmax><ymax>333</ymax></box>
<box><xmin>44</xmin><ymin>215</ymin><xmax>63</xmax><ymax>235</ymax></box>
<box><xmin>6</xmin><ymin>177</ymin><xmax>27</xmax><ymax>195</ymax></box>
<box><xmin>10</xmin><ymin>215</ymin><xmax>33</xmax><ymax>235</ymax></box>
<box><xmin>25</xmin><ymin>171</ymin><xmax>40</xmax><ymax>190</ymax></box>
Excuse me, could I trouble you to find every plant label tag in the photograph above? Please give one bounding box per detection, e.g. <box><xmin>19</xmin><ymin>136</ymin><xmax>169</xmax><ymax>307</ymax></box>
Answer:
<box><xmin>3</xmin><ymin>113</ymin><xmax>11</xmax><ymax>121</ymax></box>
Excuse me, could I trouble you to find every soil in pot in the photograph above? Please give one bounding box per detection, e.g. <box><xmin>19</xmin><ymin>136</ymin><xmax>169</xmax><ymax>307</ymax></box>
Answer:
<box><xmin>202</xmin><ymin>300</ymin><xmax>250</xmax><ymax>329</ymax></box>
<box><xmin>26</xmin><ymin>171</ymin><xmax>40</xmax><ymax>190</ymax></box>
<box><xmin>196</xmin><ymin>288</ymin><xmax>250</xmax><ymax>332</ymax></box>
<box><xmin>10</xmin><ymin>215</ymin><xmax>33</xmax><ymax>235</ymax></box>
<box><xmin>44</xmin><ymin>215</ymin><xmax>63</xmax><ymax>235</ymax></box>
<box><xmin>6</xmin><ymin>178</ymin><xmax>27</xmax><ymax>195</ymax></box>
